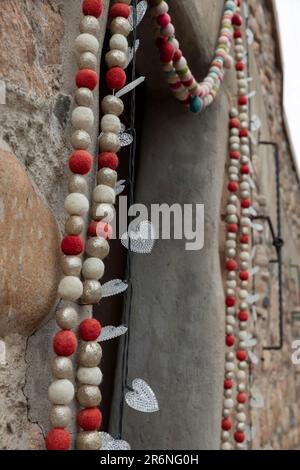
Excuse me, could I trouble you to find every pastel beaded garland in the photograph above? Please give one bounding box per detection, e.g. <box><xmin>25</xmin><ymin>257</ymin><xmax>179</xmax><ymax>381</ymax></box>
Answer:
<box><xmin>149</xmin><ymin>0</ymin><xmax>238</xmax><ymax>112</ymax></box>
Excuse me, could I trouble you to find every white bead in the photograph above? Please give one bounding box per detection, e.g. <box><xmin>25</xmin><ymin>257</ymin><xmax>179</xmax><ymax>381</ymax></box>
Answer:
<box><xmin>110</xmin><ymin>34</ymin><xmax>128</xmax><ymax>53</ymax></box>
<box><xmin>227</xmin><ymin>307</ymin><xmax>235</xmax><ymax>315</ymax></box>
<box><xmin>74</xmin><ymin>33</ymin><xmax>99</xmax><ymax>55</ymax></box>
<box><xmin>238</xmin><ymin>383</ymin><xmax>246</xmax><ymax>392</ymax></box>
<box><xmin>78</xmin><ymin>52</ymin><xmax>97</xmax><ymax>71</ymax></box>
<box><xmin>239</xmin><ymin>341</ymin><xmax>246</xmax><ymax>349</ymax></box>
<box><xmin>71</xmin><ymin>130</ymin><xmax>91</xmax><ymax>149</ymax></box>
<box><xmin>230</xmin><ymin>128</ymin><xmax>239</xmax><ymax>136</ymax></box>
<box><xmin>72</xmin><ymin>106</ymin><xmax>94</xmax><ymax>131</ymax></box>
<box><xmin>230</xmin><ymin>108</ymin><xmax>238</xmax><ymax>117</ymax></box>
<box><xmin>80</xmin><ymin>16</ymin><xmax>100</xmax><ymax>36</ymax></box>
<box><xmin>221</xmin><ymin>442</ymin><xmax>232</xmax><ymax>450</ymax></box>
<box><xmin>77</xmin><ymin>367</ymin><xmax>103</xmax><ymax>385</ymax></box>
<box><xmin>241</xmin><ymin>145</ymin><xmax>250</xmax><ymax>155</ymax></box>
<box><xmin>229</xmin><ymin>174</ymin><xmax>239</xmax><ymax>182</ymax></box>
<box><xmin>223</xmin><ymin>409</ymin><xmax>230</xmax><ymax>417</ymax></box>
<box><xmin>58</xmin><ymin>276</ymin><xmax>83</xmax><ymax>301</ymax></box>
<box><xmin>224</xmin><ymin>398</ymin><xmax>234</xmax><ymax>408</ymax></box>
<box><xmin>227</xmin><ymin>204</ymin><xmax>237</xmax><ymax>214</ymax></box>
<box><xmin>174</xmin><ymin>57</ymin><xmax>187</xmax><ymax>71</ymax></box>
<box><xmin>237</xmin><ymin>403</ymin><xmax>245</xmax><ymax>412</ymax></box>
<box><xmin>240</xmin><ymin>252</ymin><xmax>250</xmax><ymax>261</ymax></box>
<box><xmin>237</xmin><ymin>423</ymin><xmax>246</xmax><ymax>432</ymax></box>
<box><xmin>99</xmin><ymin>132</ymin><xmax>121</xmax><ymax>152</ymax></box>
<box><xmin>238</xmin><ymin>289</ymin><xmax>248</xmax><ymax>299</ymax></box>
<box><xmin>222</xmin><ymin>431</ymin><xmax>230</xmax><ymax>441</ymax></box>
<box><xmin>93</xmin><ymin>184</ymin><xmax>116</xmax><ymax>204</ymax></box>
<box><xmin>239</xmin><ymin>331</ymin><xmax>247</xmax><ymax>340</ymax></box>
<box><xmin>101</xmin><ymin>95</ymin><xmax>124</xmax><ymax>116</ymax></box>
<box><xmin>101</xmin><ymin>114</ymin><xmax>121</xmax><ymax>134</ymax></box>
<box><xmin>161</xmin><ymin>23</ymin><xmax>175</xmax><ymax>37</ymax></box>
<box><xmin>226</xmin><ymin>352</ymin><xmax>235</xmax><ymax>361</ymax></box>
<box><xmin>229</xmin><ymin>195</ymin><xmax>238</xmax><ymax>204</ymax></box>
<box><xmin>229</xmin><ymin>136</ymin><xmax>239</xmax><ymax>144</ymax></box>
<box><xmin>110</xmin><ymin>17</ymin><xmax>131</xmax><ymax>37</ymax></box>
<box><xmin>226</xmin><ymin>325</ymin><xmax>233</xmax><ymax>334</ymax></box>
<box><xmin>224</xmin><ymin>389</ymin><xmax>232</xmax><ymax>398</ymax></box>
<box><xmin>225</xmin><ymin>362</ymin><xmax>234</xmax><ymax>372</ymax></box>
<box><xmin>226</xmin><ymin>315</ymin><xmax>235</xmax><ymax>326</ymax></box>
<box><xmin>82</xmin><ymin>258</ymin><xmax>105</xmax><ymax>280</ymax></box>
<box><xmin>226</xmin><ymin>240</ymin><xmax>236</xmax><ymax>249</ymax></box>
<box><xmin>239</xmin><ymin>361</ymin><xmax>247</xmax><ymax>370</ymax></box>
<box><xmin>105</xmin><ymin>49</ymin><xmax>127</xmax><ymax>69</ymax></box>
<box><xmin>93</xmin><ymin>203</ymin><xmax>115</xmax><ymax>223</ymax></box>
<box><xmin>65</xmin><ymin>193</ymin><xmax>89</xmax><ymax>216</ymax></box>
<box><xmin>48</xmin><ymin>379</ymin><xmax>75</xmax><ymax>405</ymax></box>
<box><xmin>75</xmin><ymin>88</ymin><xmax>94</xmax><ymax>107</ymax></box>
<box><xmin>226</xmin><ymin>288</ymin><xmax>234</xmax><ymax>296</ymax></box>
<box><xmin>241</xmin><ymin>191</ymin><xmax>250</xmax><ymax>199</ymax></box>
<box><xmin>230</xmin><ymin>143</ymin><xmax>240</xmax><ymax>151</ymax></box>
<box><xmin>226</xmin><ymin>214</ymin><xmax>238</xmax><ymax>224</ymax></box>
<box><xmin>226</xmin><ymin>248</ymin><xmax>236</xmax><ymax>258</ymax></box>
<box><xmin>237</xmin><ymin>370</ymin><xmax>246</xmax><ymax>380</ymax></box>
<box><xmin>237</xmin><ymin>412</ymin><xmax>246</xmax><ymax>422</ymax></box>
<box><xmin>153</xmin><ymin>1</ymin><xmax>169</xmax><ymax>14</ymax></box>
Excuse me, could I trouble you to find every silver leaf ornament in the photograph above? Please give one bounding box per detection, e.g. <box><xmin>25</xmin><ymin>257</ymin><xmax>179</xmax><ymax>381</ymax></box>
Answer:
<box><xmin>128</xmin><ymin>0</ymin><xmax>148</xmax><ymax>30</ymax></box>
<box><xmin>245</xmin><ymin>425</ymin><xmax>257</xmax><ymax>443</ymax></box>
<box><xmin>121</xmin><ymin>220</ymin><xmax>155</xmax><ymax>254</ymax></box>
<box><xmin>100</xmin><ymin>432</ymin><xmax>131</xmax><ymax>451</ymax></box>
<box><xmin>115</xmin><ymin>180</ymin><xmax>127</xmax><ymax>196</ymax></box>
<box><xmin>102</xmin><ymin>279</ymin><xmax>128</xmax><ymax>298</ymax></box>
<box><xmin>251</xmin><ymin>114</ymin><xmax>262</xmax><ymax>132</ymax></box>
<box><xmin>125</xmin><ymin>378</ymin><xmax>159</xmax><ymax>413</ymax></box>
<box><xmin>246</xmin><ymin>28</ymin><xmax>254</xmax><ymax>45</ymax></box>
<box><xmin>98</xmin><ymin>325</ymin><xmax>128</xmax><ymax>342</ymax></box>
<box><xmin>127</xmin><ymin>39</ymin><xmax>140</xmax><ymax>67</ymax></box>
<box><xmin>250</xmin><ymin>388</ymin><xmax>264</xmax><ymax>409</ymax></box>
<box><xmin>248</xmin><ymin>350</ymin><xmax>259</xmax><ymax>365</ymax></box>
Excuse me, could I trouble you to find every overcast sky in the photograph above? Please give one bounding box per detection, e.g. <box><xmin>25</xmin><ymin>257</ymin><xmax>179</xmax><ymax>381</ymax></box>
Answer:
<box><xmin>275</xmin><ymin>0</ymin><xmax>300</xmax><ymax>169</ymax></box>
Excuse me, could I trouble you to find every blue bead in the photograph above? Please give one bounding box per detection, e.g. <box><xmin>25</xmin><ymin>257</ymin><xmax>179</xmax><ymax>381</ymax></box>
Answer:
<box><xmin>190</xmin><ymin>96</ymin><xmax>203</xmax><ymax>114</ymax></box>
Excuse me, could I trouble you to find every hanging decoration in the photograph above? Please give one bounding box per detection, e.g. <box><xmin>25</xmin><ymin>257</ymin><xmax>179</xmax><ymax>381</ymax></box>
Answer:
<box><xmin>149</xmin><ymin>0</ymin><xmax>238</xmax><ymax>113</ymax></box>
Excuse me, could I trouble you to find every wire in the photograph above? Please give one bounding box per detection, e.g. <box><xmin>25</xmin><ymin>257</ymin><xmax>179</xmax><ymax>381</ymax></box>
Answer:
<box><xmin>117</xmin><ymin>0</ymin><xmax>139</xmax><ymax>440</ymax></box>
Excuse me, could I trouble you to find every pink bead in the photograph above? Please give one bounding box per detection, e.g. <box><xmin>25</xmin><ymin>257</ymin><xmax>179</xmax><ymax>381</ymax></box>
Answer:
<box><xmin>170</xmin><ymin>81</ymin><xmax>182</xmax><ymax>90</ymax></box>
<box><xmin>156</xmin><ymin>13</ymin><xmax>170</xmax><ymax>27</ymax></box>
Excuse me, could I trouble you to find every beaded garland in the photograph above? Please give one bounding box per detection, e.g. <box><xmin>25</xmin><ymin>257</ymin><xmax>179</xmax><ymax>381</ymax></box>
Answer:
<box><xmin>149</xmin><ymin>0</ymin><xmax>239</xmax><ymax>113</ymax></box>
<box><xmin>220</xmin><ymin>0</ymin><xmax>251</xmax><ymax>451</ymax></box>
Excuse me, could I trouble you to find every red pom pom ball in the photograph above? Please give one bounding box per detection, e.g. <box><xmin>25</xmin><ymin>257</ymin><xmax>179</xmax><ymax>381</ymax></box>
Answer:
<box><xmin>157</xmin><ymin>13</ymin><xmax>171</xmax><ymax>27</ymax></box>
<box><xmin>106</xmin><ymin>67</ymin><xmax>126</xmax><ymax>90</ymax></box>
<box><xmin>229</xmin><ymin>118</ymin><xmax>240</xmax><ymax>129</ymax></box>
<box><xmin>222</xmin><ymin>418</ymin><xmax>232</xmax><ymax>431</ymax></box>
<box><xmin>226</xmin><ymin>335</ymin><xmax>235</xmax><ymax>347</ymax></box>
<box><xmin>227</xmin><ymin>223</ymin><xmax>238</xmax><ymax>233</ymax></box>
<box><xmin>224</xmin><ymin>379</ymin><xmax>233</xmax><ymax>389</ymax></box>
<box><xmin>88</xmin><ymin>221</ymin><xmax>113</xmax><ymax>239</ymax></box>
<box><xmin>82</xmin><ymin>0</ymin><xmax>103</xmax><ymax>18</ymax></box>
<box><xmin>53</xmin><ymin>330</ymin><xmax>78</xmax><ymax>357</ymax></box>
<box><xmin>237</xmin><ymin>392</ymin><xmax>247</xmax><ymax>404</ymax></box>
<box><xmin>61</xmin><ymin>235</ymin><xmax>84</xmax><ymax>256</ymax></box>
<box><xmin>225</xmin><ymin>259</ymin><xmax>237</xmax><ymax>271</ymax></box>
<box><xmin>239</xmin><ymin>270</ymin><xmax>249</xmax><ymax>281</ymax></box>
<box><xmin>46</xmin><ymin>428</ymin><xmax>71</xmax><ymax>451</ymax></box>
<box><xmin>238</xmin><ymin>311</ymin><xmax>249</xmax><ymax>322</ymax></box>
<box><xmin>237</xmin><ymin>350</ymin><xmax>247</xmax><ymax>361</ymax></box>
<box><xmin>76</xmin><ymin>69</ymin><xmax>98</xmax><ymax>91</ymax></box>
<box><xmin>69</xmin><ymin>150</ymin><xmax>93</xmax><ymax>175</ymax></box>
<box><xmin>77</xmin><ymin>407</ymin><xmax>102</xmax><ymax>431</ymax></box>
<box><xmin>234</xmin><ymin>432</ymin><xmax>245</xmax><ymax>443</ymax></box>
<box><xmin>98</xmin><ymin>152</ymin><xmax>119</xmax><ymax>170</ymax></box>
<box><xmin>160</xmin><ymin>43</ymin><xmax>175</xmax><ymax>63</ymax></box>
<box><xmin>173</xmin><ymin>49</ymin><xmax>183</xmax><ymax>62</ymax></box>
<box><xmin>226</xmin><ymin>296</ymin><xmax>235</xmax><ymax>307</ymax></box>
<box><xmin>228</xmin><ymin>182</ymin><xmax>238</xmax><ymax>193</ymax></box>
<box><xmin>110</xmin><ymin>3</ymin><xmax>131</xmax><ymax>19</ymax></box>
<box><xmin>232</xmin><ymin>13</ymin><xmax>243</xmax><ymax>26</ymax></box>
<box><xmin>79</xmin><ymin>318</ymin><xmax>101</xmax><ymax>341</ymax></box>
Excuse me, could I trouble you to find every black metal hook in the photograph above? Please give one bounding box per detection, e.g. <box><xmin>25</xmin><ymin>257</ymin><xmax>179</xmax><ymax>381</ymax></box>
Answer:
<box><xmin>254</xmin><ymin>141</ymin><xmax>284</xmax><ymax>351</ymax></box>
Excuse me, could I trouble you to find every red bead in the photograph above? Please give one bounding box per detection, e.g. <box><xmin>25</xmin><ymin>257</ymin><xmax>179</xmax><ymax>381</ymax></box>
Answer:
<box><xmin>237</xmin><ymin>392</ymin><xmax>247</xmax><ymax>404</ymax></box>
<box><xmin>226</xmin><ymin>296</ymin><xmax>235</xmax><ymax>307</ymax></box>
<box><xmin>225</xmin><ymin>259</ymin><xmax>237</xmax><ymax>271</ymax></box>
<box><xmin>232</xmin><ymin>13</ymin><xmax>243</xmax><ymax>26</ymax></box>
<box><xmin>229</xmin><ymin>118</ymin><xmax>240</xmax><ymax>129</ymax></box>
<box><xmin>61</xmin><ymin>236</ymin><xmax>84</xmax><ymax>256</ymax></box>
<box><xmin>227</xmin><ymin>223</ymin><xmax>238</xmax><ymax>233</ymax></box>
<box><xmin>239</xmin><ymin>128</ymin><xmax>248</xmax><ymax>137</ymax></box>
<box><xmin>156</xmin><ymin>13</ymin><xmax>170</xmax><ymax>27</ymax></box>
<box><xmin>69</xmin><ymin>150</ymin><xmax>93</xmax><ymax>175</ymax></box>
<box><xmin>156</xmin><ymin>36</ymin><xmax>168</xmax><ymax>48</ymax></box>
<box><xmin>89</xmin><ymin>221</ymin><xmax>113</xmax><ymax>239</ymax></box>
<box><xmin>182</xmin><ymin>78</ymin><xmax>194</xmax><ymax>88</ymax></box>
<box><xmin>228</xmin><ymin>181</ymin><xmax>238</xmax><ymax>193</ymax></box>
<box><xmin>224</xmin><ymin>379</ymin><xmax>233</xmax><ymax>389</ymax></box>
<box><xmin>239</xmin><ymin>95</ymin><xmax>248</xmax><ymax>106</ymax></box>
<box><xmin>82</xmin><ymin>0</ymin><xmax>103</xmax><ymax>18</ymax></box>
<box><xmin>106</xmin><ymin>67</ymin><xmax>126</xmax><ymax>90</ymax></box>
<box><xmin>237</xmin><ymin>349</ymin><xmax>247</xmax><ymax>361</ymax></box>
<box><xmin>234</xmin><ymin>432</ymin><xmax>245</xmax><ymax>443</ymax></box>
<box><xmin>173</xmin><ymin>49</ymin><xmax>183</xmax><ymax>62</ymax></box>
<box><xmin>241</xmin><ymin>165</ymin><xmax>250</xmax><ymax>174</ymax></box>
<box><xmin>53</xmin><ymin>331</ymin><xmax>78</xmax><ymax>357</ymax></box>
<box><xmin>98</xmin><ymin>152</ymin><xmax>119</xmax><ymax>170</ymax></box>
<box><xmin>110</xmin><ymin>3</ymin><xmax>130</xmax><ymax>19</ymax></box>
<box><xmin>79</xmin><ymin>318</ymin><xmax>101</xmax><ymax>341</ymax></box>
<box><xmin>46</xmin><ymin>428</ymin><xmax>71</xmax><ymax>451</ymax></box>
<box><xmin>238</xmin><ymin>311</ymin><xmax>249</xmax><ymax>322</ymax></box>
<box><xmin>236</xmin><ymin>62</ymin><xmax>244</xmax><ymax>71</ymax></box>
<box><xmin>230</xmin><ymin>151</ymin><xmax>241</xmax><ymax>159</ymax></box>
<box><xmin>222</xmin><ymin>418</ymin><xmax>232</xmax><ymax>431</ymax></box>
<box><xmin>241</xmin><ymin>199</ymin><xmax>251</xmax><ymax>209</ymax></box>
<box><xmin>239</xmin><ymin>270</ymin><xmax>249</xmax><ymax>281</ymax></box>
<box><xmin>226</xmin><ymin>335</ymin><xmax>235</xmax><ymax>347</ymax></box>
<box><xmin>160</xmin><ymin>43</ymin><xmax>175</xmax><ymax>63</ymax></box>
<box><xmin>77</xmin><ymin>408</ymin><xmax>102</xmax><ymax>431</ymax></box>
<box><xmin>76</xmin><ymin>69</ymin><xmax>98</xmax><ymax>90</ymax></box>
<box><xmin>237</xmin><ymin>0</ymin><xmax>241</xmax><ymax>6</ymax></box>
<box><xmin>234</xmin><ymin>30</ymin><xmax>242</xmax><ymax>39</ymax></box>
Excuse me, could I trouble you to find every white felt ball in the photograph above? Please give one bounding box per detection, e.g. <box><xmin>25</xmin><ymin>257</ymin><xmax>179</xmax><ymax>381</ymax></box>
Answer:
<box><xmin>93</xmin><ymin>184</ymin><xmax>116</xmax><ymax>204</ymax></box>
<box><xmin>48</xmin><ymin>379</ymin><xmax>75</xmax><ymax>405</ymax></box>
<box><xmin>105</xmin><ymin>49</ymin><xmax>127</xmax><ymax>69</ymax></box>
<box><xmin>237</xmin><ymin>412</ymin><xmax>246</xmax><ymax>423</ymax></box>
<box><xmin>65</xmin><ymin>193</ymin><xmax>89</xmax><ymax>216</ymax></box>
<box><xmin>75</xmin><ymin>88</ymin><xmax>94</xmax><ymax>107</ymax></box>
<box><xmin>78</xmin><ymin>52</ymin><xmax>97</xmax><ymax>71</ymax></box>
<box><xmin>153</xmin><ymin>1</ymin><xmax>169</xmax><ymax>15</ymax></box>
<box><xmin>99</xmin><ymin>132</ymin><xmax>120</xmax><ymax>152</ymax></box>
<box><xmin>71</xmin><ymin>130</ymin><xmax>91</xmax><ymax>150</ymax></box>
<box><xmin>109</xmin><ymin>34</ymin><xmax>128</xmax><ymax>53</ymax></box>
<box><xmin>101</xmin><ymin>114</ymin><xmax>121</xmax><ymax>134</ymax></box>
<box><xmin>101</xmin><ymin>95</ymin><xmax>124</xmax><ymax>116</ymax></box>
<box><xmin>72</xmin><ymin>106</ymin><xmax>94</xmax><ymax>130</ymax></box>
<box><xmin>80</xmin><ymin>16</ymin><xmax>100</xmax><ymax>36</ymax></box>
<box><xmin>110</xmin><ymin>17</ymin><xmax>131</xmax><ymax>37</ymax></box>
<box><xmin>58</xmin><ymin>276</ymin><xmax>83</xmax><ymax>301</ymax></box>
<box><xmin>93</xmin><ymin>203</ymin><xmax>114</xmax><ymax>223</ymax></box>
<box><xmin>82</xmin><ymin>258</ymin><xmax>105</xmax><ymax>280</ymax></box>
<box><xmin>224</xmin><ymin>398</ymin><xmax>234</xmax><ymax>409</ymax></box>
<box><xmin>77</xmin><ymin>367</ymin><xmax>103</xmax><ymax>385</ymax></box>
<box><xmin>222</xmin><ymin>442</ymin><xmax>232</xmax><ymax>450</ymax></box>
<box><xmin>74</xmin><ymin>33</ymin><xmax>99</xmax><ymax>55</ymax></box>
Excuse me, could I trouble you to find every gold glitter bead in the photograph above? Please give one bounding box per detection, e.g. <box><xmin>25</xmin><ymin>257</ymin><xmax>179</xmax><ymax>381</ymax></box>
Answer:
<box><xmin>76</xmin><ymin>431</ymin><xmax>101</xmax><ymax>450</ymax></box>
<box><xmin>77</xmin><ymin>385</ymin><xmax>102</xmax><ymax>407</ymax></box>
<box><xmin>78</xmin><ymin>341</ymin><xmax>102</xmax><ymax>367</ymax></box>
<box><xmin>65</xmin><ymin>216</ymin><xmax>85</xmax><ymax>235</ymax></box>
<box><xmin>97</xmin><ymin>168</ymin><xmax>117</xmax><ymax>188</ymax></box>
<box><xmin>68</xmin><ymin>175</ymin><xmax>88</xmax><ymax>194</ymax></box>
<box><xmin>56</xmin><ymin>305</ymin><xmax>78</xmax><ymax>330</ymax></box>
<box><xmin>61</xmin><ymin>256</ymin><xmax>82</xmax><ymax>277</ymax></box>
<box><xmin>80</xmin><ymin>280</ymin><xmax>102</xmax><ymax>305</ymax></box>
<box><xmin>101</xmin><ymin>95</ymin><xmax>124</xmax><ymax>117</ymax></box>
<box><xmin>85</xmin><ymin>237</ymin><xmax>110</xmax><ymax>259</ymax></box>
<box><xmin>52</xmin><ymin>357</ymin><xmax>73</xmax><ymax>379</ymax></box>
<box><xmin>50</xmin><ymin>405</ymin><xmax>72</xmax><ymax>428</ymax></box>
